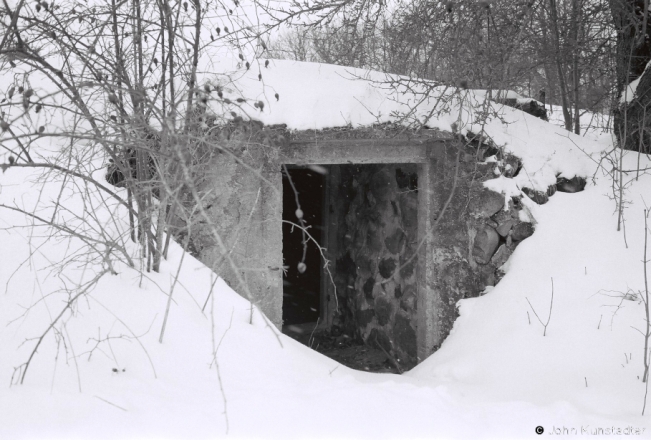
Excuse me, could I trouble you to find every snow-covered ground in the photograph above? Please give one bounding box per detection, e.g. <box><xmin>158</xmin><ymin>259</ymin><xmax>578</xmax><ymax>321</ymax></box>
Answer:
<box><xmin>1</xmin><ymin>60</ymin><xmax>651</xmax><ymax>439</ymax></box>
<box><xmin>545</xmin><ymin>104</ymin><xmax>612</xmax><ymax>139</ymax></box>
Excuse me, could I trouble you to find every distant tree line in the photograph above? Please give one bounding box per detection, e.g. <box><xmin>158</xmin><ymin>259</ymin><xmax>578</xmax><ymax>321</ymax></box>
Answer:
<box><xmin>266</xmin><ymin>0</ymin><xmax>651</xmax><ymax>139</ymax></box>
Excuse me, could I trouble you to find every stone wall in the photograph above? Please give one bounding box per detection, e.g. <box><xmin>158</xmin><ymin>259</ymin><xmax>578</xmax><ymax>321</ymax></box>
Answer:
<box><xmin>421</xmin><ymin>134</ymin><xmax>584</xmax><ymax>356</ymax></box>
<box><xmin>329</xmin><ymin>164</ymin><xmax>420</xmax><ymax>367</ymax></box>
<box><xmin>423</xmin><ymin>137</ymin><xmax>531</xmax><ymax>354</ymax></box>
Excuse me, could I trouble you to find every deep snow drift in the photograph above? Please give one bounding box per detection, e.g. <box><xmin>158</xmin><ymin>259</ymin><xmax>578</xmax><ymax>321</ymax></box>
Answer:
<box><xmin>1</xmin><ymin>60</ymin><xmax>651</xmax><ymax>439</ymax></box>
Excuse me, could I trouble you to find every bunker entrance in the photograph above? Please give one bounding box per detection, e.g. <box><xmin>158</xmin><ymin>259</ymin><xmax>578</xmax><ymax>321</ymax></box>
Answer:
<box><xmin>282</xmin><ymin>163</ymin><xmax>420</xmax><ymax>374</ymax></box>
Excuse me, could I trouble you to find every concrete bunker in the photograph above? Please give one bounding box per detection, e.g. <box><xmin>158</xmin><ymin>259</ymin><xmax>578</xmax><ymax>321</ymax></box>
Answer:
<box><xmin>186</xmin><ymin>124</ymin><xmax>555</xmax><ymax>373</ymax></box>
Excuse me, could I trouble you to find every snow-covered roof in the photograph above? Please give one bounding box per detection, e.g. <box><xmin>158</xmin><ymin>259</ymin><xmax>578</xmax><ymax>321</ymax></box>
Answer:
<box><xmin>206</xmin><ymin>59</ymin><xmax>602</xmax><ymax>194</ymax></box>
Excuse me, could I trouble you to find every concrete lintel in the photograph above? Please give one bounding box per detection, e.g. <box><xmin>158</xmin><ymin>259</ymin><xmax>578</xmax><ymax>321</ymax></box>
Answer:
<box><xmin>281</xmin><ymin>140</ymin><xmax>429</xmax><ymax>165</ymax></box>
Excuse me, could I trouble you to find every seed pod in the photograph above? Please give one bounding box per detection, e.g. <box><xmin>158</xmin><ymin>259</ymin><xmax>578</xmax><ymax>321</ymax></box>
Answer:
<box><xmin>295</xmin><ymin>208</ymin><xmax>303</xmax><ymax>219</ymax></box>
<box><xmin>274</xmin><ymin>93</ymin><xmax>279</xmax><ymax>101</ymax></box>
<box><xmin>38</xmin><ymin>125</ymin><xmax>45</xmax><ymax>133</ymax></box>
<box><xmin>297</xmin><ymin>262</ymin><xmax>306</xmax><ymax>274</ymax></box>
<box><xmin>24</xmin><ymin>89</ymin><xmax>33</xmax><ymax>98</ymax></box>
<box><xmin>35</xmin><ymin>104</ymin><xmax>42</xmax><ymax>113</ymax></box>
<box><xmin>0</xmin><ymin>120</ymin><xmax>9</xmax><ymax>131</ymax></box>
<box><xmin>8</xmin><ymin>86</ymin><xmax>15</xmax><ymax>98</ymax></box>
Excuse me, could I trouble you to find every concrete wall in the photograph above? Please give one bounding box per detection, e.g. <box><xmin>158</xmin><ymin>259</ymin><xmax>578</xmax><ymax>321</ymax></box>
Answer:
<box><xmin>187</xmin><ymin>127</ymin><xmax>285</xmax><ymax>328</ymax></box>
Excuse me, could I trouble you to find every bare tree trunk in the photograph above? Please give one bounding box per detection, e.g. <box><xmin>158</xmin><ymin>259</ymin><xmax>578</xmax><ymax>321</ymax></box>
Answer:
<box><xmin>549</xmin><ymin>0</ymin><xmax>573</xmax><ymax>131</ymax></box>
<box><xmin>572</xmin><ymin>0</ymin><xmax>582</xmax><ymax>135</ymax></box>
<box><xmin>611</xmin><ymin>0</ymin><xmax>651</xmax><ymax>153</ymax></box>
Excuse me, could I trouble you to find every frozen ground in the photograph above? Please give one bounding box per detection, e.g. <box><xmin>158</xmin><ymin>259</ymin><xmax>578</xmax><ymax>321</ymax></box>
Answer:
<box><xmin>1</xmin><ymin>60</ymin><xmax>651</xmax><ymax>439</ymax></box>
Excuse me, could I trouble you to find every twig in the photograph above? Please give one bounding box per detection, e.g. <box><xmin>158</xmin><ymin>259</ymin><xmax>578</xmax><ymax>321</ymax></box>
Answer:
<box><xmin>90</xmin><ymin>297</ymin><xmax>157</xmax><ymax>379</ymax></box>
<box><xmin>94</xmin><ymin>395</ymin><xmax>128</xmax><ymax>412</ymax></box>
<box><xmin>159</xmin><ymin>235</ymin><xmax>190</xmax><ymax>343</ymax></box>
<box><xmin>282</xmin><ymin>220</ymin><xmax>338</xmax><ymax>311</ymax></box>
<box><xmin>63</xmin><ymin>322</ymin><xmax>82</xmax><ymax>393</ymax></box>
<box><xmin>12</xmin><ymin>270</ymin><xmax>108</xmax><ymax>385</ymax></box>
<box><xmin>374</xmin><ymin>333</ymin><xmax>403</xmax><ymax>374</ymax></box>
<box><xmin>525</xmin><ymin>277</ymin><xmax>555</xmax><ymax>336</ymax></box>
<box><xmin>309</xmin><ymin>317</ymin><xmax>320</xmax><ymax>348</ymax></box>
<box><xmin>210</xmin><ymin>303</ymin><xmax>233</xmax><ymax>435</ymax></box>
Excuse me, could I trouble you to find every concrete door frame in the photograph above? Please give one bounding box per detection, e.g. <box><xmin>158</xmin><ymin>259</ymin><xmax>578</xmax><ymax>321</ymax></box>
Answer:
<box><xmin>278</xmin><ymin>138</ymin><xmax>444</xmax><ymax>362</ymax></box>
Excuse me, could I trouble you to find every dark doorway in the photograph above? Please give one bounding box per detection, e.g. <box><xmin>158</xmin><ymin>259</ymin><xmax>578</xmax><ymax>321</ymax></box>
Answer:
<box><xmin>281</xmin><ymin>163</ymin><xmax>417</xmax><ymax>374</ymax></box>
<box><xmin>281</xmin><ymin>166</ymin><xmax>325</xmax><ymax>326</ymax></box>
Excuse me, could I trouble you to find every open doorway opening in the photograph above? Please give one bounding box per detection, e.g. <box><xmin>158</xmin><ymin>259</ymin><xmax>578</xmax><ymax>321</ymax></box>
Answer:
<box><xmin>281</xmin><ymin>166</ymin><xmax>325</xmax><ymax>340</ymax></box>
<box><xmin>281</xmin><ymin>163</ymin><xmax>420</xmax><ymax>374</ymax></box>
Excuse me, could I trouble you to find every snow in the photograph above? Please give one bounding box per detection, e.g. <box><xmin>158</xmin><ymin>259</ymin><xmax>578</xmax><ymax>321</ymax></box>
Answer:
<box><xmin>546</xmin><ymin>104</ymin><xmax>612</xmax><ymax>138</ymax></box>
<box><xmin>209</xmin><ymin>59</ymin><xmax>601</xmax><ymax>194</ymax></box>
<box><xmin>621</xmin><ymin>60</ymin><xmax>651</xmax><ymax>105</ymax></box>
<box><xmin>471</xmin><ymin>88</ymin><xmax>544</xmax><ymax>107</ymax></box>
<box><xmin>2</xmin><ymin>60</ymin><xmax>651</xmax><ymax>439</ymax></box>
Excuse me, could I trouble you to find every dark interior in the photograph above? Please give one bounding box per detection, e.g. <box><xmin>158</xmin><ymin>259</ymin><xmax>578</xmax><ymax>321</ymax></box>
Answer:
<box><xmin>281</xmin><ymin>166</ymin><xmax>325</xmax><ymax>326</ymax></box>
<box><xmin>281</xmin><ymin>164</ymin><xmax>407</xmax><ymax>374</ymax></box>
